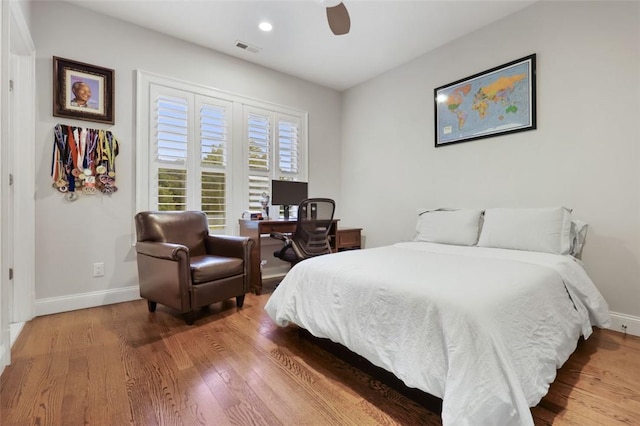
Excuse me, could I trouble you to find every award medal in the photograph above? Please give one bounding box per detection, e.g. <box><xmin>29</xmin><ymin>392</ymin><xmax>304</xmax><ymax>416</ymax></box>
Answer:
<box><xmin>51</xmin><ymin>125</ymin><xmax>69</xmax><ymax>192</ymax></box>
<box><xmin>51</xmin><ymin>125</ymin><xmax>119</xmax><ymax>198</ymax></box>
<box><xmin>83</xmin><ymin>175</ymin><xmax>97</xmax><ymax>195</ymax></box>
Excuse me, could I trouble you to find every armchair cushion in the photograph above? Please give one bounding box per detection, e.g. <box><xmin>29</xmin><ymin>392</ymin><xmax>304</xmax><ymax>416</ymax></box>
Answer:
<box><xmin>190</xmin><ymin>255</ymin><xmax>244</xmax><ymax>284</ymax></box>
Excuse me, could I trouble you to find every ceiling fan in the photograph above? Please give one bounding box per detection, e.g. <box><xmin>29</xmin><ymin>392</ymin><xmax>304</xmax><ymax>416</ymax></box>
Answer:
<box><xmin>325</xmin><ymin>1</ymin><xmax>351</xmax><ymax>35</ymax></box>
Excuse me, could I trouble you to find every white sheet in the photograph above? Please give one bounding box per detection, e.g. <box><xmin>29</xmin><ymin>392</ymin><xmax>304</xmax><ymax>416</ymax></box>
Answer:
<box><xmin>265</xmin><ymin>242</ymin><xmax>610</xmax><ymax>426</ymax></box>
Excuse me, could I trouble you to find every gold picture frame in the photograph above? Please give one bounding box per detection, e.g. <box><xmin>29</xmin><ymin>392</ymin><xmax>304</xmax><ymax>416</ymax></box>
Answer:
<box><xmin>53</xmin><ymin>56</ymin><xmax>114</xmax><ymax>125</ymax></box>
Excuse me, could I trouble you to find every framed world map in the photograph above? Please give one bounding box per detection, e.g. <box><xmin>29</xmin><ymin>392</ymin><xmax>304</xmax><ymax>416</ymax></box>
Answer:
<box><xmin>434</xmin><ymin>54</ymin><xmax>536</xmax><ymax>147</ymax></box>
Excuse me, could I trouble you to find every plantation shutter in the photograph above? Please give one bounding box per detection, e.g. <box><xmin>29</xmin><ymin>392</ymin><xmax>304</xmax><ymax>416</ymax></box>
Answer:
<box><xmin>149</xmin><ymin>85</ymin><xmax>232</xmax><ymax>232</ymax></box>
<box><xmin>248</xmin><ymin>175</ymin><xmax>270</xmax><ymax>211</ymax></box>
<box><xmin>247</xmin><ymin>111</ymin><xmax>271</xmax><ymax>210</ymax></box>
<box><xmin>248</xmin><ymin>113</ymin><xmax>270</xmax><ymax>172</ymax></box>
<box><xmin>154</xmin><ymin>92</ymin><xmax>189</xmax><ymax>211</ymax></box>
<box><xmin>199</xmin><ymin>100</ymin><xmax>229</xmax><ymax>230</ymax></box>
<box><xmin>200</xmin><ymin>104</ymin><xmax>227</xmax><ymax>167</ymax></box>
<box><xmin>277</xmin><ymin>116</ymin><xmax>300</xmax><ymax>175</ymax></box>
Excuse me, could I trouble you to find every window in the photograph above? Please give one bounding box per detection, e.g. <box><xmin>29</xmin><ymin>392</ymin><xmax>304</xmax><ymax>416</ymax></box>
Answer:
<box><xmin>136</xmin><ymin>71</ymin><xmax>308</xmax><ymax>234</ymax></box>
<box><xmin>247</xmin><ymin>111</ymin><xmax>271</xmax><ymax>211</ymax></box>
<box><xmin>146</xmin><ymin>84</ymin><xmax>231</xmax><ymax>231</ymax></box>
<box><xmin>199</xmin><ymin>102</ymin><xmax>228</xmax><ymax>230</ymax></box>
<box><xmin>155</xmin><ymin>92</ymin><xmax>188</xmax><ymax>211</ymax></box>
<box><xmin>245</xmin><ymin>107</ymin><xmax>304</xmax><ymax>213</ymax></box>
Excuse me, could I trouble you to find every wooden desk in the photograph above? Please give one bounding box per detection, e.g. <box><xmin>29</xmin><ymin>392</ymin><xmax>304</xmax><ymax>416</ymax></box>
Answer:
<box><xmin>239</xmin><ymin>218</ymin><xmax>340</xmax><ymax>294</ymax></box>
<box><xmin>336</xmin><ymin>227</ymin><xmax>362</xmax><ymax>251</ymax></box>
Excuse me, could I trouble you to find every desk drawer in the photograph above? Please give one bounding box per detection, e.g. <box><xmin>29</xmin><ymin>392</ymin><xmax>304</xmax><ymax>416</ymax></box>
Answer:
<box><xmin>336</xmin><ymin>228</ymin><xmax>362</xmax><ymax>250</ymax></box>
<box><xmin>263</xmin><ymin>223</ymin><xmax>297</xmax><ymax>234</ymax></box>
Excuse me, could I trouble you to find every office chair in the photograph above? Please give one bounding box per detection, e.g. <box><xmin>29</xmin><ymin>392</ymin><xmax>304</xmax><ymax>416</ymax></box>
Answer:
<box><xmin>271</xmin><ymin>198</ymin><xmax>336</xmax><ymax>266</ymax></box>
<box><xmin>134</xmin><ymin>211</ymin><xmax>253</xmax><ymax>325</ymax></box>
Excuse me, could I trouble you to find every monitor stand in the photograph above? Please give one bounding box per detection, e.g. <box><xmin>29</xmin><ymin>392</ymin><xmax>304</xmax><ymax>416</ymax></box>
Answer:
<box><xmin>283</xmin><ymin>205</ymin><xmax>291</xmax><ymax>220</ymax></box>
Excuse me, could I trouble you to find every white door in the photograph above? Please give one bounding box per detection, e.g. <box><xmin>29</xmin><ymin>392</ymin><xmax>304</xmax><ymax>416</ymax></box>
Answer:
<box><xmin>9</xmin><ymin>59</ymin><xmax>35</xmax><ymax>331</ymax></box>
<box><xmin>6</xmin><ymin>53</ymin><xmax>15</xmax><ymax>329</ymax></box>
<box><xmin>8</xmin><ymin>6</ymin><xmax>35</xmax><ymax>328</ymax></box>
<box><xmin>0</xmin><ymin>4</ymin><xmax>35</xmax><ymax>366</ymax></box>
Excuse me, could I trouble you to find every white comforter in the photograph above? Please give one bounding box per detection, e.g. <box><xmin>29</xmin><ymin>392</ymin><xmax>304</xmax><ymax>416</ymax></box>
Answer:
<box><xmin>265</xmin><ymin>242</ymin><xmax>610</xmax><ymax>426</ymax></box>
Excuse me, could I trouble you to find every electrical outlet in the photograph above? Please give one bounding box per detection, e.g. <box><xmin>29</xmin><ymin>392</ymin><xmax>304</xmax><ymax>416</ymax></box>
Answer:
<box><xmin>93</xmin><ymin>262</ymin><xmax>105</xmax><ymax>277</ymax></box>
<box><xmin>621</xmin><ymin>324</ymin><xmax>628</xmax><ymax>334</ymax></box>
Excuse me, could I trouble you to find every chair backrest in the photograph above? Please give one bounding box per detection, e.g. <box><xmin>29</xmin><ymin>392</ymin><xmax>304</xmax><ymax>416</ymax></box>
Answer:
<box><xmin>292</xmin><ymin>198</ymin><xmax>336</xmax><ymax>258</ymax></box>
<box><xmin>134</xmin><ymin>211</ymin><xmax>208</xmax><ymax>256</ymax></box>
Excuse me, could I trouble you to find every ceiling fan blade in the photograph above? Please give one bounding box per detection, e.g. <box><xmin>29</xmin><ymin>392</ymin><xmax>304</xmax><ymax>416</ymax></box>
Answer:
<box><xmin>326</xmin><ymin>2</ymin><xmax>350</xmax><ymax>35</ymax></box>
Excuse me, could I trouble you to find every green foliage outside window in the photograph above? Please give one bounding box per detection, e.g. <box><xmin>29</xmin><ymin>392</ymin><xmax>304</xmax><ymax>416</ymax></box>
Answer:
<box><xmin>158</xmin><ymin>168</ymin><xmax>186</xmax><ymax>211</ymax></box>
<box><xmin>249</xmin><ymin>144</ymin><xmax>268</xmax><ymax>169</ymax></box>
<box><xmin>157</xmin><ymin>146</ymin><xmax>227</xmax><ymax>231</ymax></box>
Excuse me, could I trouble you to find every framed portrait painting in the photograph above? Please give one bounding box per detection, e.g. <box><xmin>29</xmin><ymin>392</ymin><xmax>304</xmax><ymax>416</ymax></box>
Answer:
<box><xmin>53</xmin><ymin>56</ymin><xmax>114</xmax><ymax>124</ymax></box>
<box><xmin>434</xmin><ymin>54</ymin><xmax>536</xmax><ymax>147</ymax></box>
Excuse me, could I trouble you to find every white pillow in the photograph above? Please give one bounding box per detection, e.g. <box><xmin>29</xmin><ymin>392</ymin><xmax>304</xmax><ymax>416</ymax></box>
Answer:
<box><xmin>414</xmin><ymin>209</ymin><xmax>484</xmax><ymax>246</ymax></box>
<box><xmin>570</xmin><ymin>219</ymin><xmax>588</xmax><ymax>258</ymax></box>
<box><xmin>477</xmin><ymin>207</ymin><xmax>572</xmax><ymax>254</ymax></box>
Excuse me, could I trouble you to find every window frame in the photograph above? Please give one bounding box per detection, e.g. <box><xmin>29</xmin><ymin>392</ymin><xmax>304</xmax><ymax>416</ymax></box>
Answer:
<box><xmin>136</xmin><ymin>71</ymin><xmax>308</xmax><ymax>234</ymax></box>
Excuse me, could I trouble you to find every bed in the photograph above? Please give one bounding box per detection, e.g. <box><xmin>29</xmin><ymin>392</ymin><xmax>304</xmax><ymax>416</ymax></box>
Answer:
<box><xmin>264</xmin><ymin>207</ymin><xmax>610</xmax><ymax>425</ymax></box>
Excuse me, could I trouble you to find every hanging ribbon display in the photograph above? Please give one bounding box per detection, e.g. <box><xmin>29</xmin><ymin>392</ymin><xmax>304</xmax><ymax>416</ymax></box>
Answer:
<box><xmin>51</xmin><ymin>124</ymin><xmax>120</xmax><ymax>201</ymax></box>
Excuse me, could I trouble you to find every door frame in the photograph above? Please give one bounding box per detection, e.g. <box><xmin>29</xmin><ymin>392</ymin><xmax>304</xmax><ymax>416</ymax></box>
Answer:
<box><xmin>9</xmin><ymin>3</ymin><xmax>35</xmax><ymax>326</ymax></box>
<box><xmin>0</xmin><ymin>0</ymin><xmax>35</xmax><ymax>371</ymax></box>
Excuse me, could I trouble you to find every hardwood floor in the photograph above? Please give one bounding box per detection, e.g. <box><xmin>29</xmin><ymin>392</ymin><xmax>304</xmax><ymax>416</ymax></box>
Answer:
<box><xmin>1</xmin><ymin>282</ymin><xmax>639</xmax><ymax>425</ymax></box>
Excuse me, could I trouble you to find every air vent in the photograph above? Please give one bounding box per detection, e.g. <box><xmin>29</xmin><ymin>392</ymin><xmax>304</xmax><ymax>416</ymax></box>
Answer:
<box><xmin>235</xmin><ymin>40</ymin><xmax>261</xmax><ymax>54</ymax></box>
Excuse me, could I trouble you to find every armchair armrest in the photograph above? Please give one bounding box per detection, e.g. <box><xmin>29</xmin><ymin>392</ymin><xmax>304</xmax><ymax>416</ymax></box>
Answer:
<box><xmin>205</xmin><ymin>235</ymin><xmax>253</xmax><ymax>294</ymax></box>
<box><xmin>135</xmin><ymin>240</ymin><xmax>192</xmax><ymax>313</ymax></box>
<box><xmin>135</xmin><ymin>241</ymin><xmax>189</xmax><ymax>260</ymax></box>
<box><xmin>204</xmin><ymin>234</ymin><xmax>253</xmax><ymax>260</ymax></box>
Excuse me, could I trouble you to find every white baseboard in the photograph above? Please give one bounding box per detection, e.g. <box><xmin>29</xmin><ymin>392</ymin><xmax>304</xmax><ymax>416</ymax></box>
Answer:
<box><xmin>0</xmin><ymin>343</ymin><xmax>7</xmax><ymax>374</ymax></box>
<box><xmin>608</xmin><ymin>311</ymin><xmax>640</xmax><ymax>337</ymax></box>
<box><xmin>10</xmin><ymin>322</ymin><xmax>25</xmax><ymax>348</ymax></box>
<box><xmin>34</xmin><ymin>286</ymin><xmax>141</xmax><ymax>317</ymax></box>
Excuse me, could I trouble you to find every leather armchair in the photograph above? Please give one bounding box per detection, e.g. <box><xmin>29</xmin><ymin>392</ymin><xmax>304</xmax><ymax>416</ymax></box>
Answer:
<box><xmin>134</xmin><ymin>211</ymin><xmax>253</xmax><ymax>325</ymax></box>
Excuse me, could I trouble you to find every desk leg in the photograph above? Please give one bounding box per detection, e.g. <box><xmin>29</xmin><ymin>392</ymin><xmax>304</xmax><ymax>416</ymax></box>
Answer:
<box><xmin>248</xmin><ymin>236</ymin><xmax>262</xmax><ymax>295</ymax></box>
<box><xmin>239</xmin><ymin>223</ymin><xmax>263</xmax><ymax>294</ymax></box>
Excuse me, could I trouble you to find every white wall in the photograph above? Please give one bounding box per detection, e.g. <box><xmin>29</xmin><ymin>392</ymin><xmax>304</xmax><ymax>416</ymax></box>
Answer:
<box><xmin>30</xmin><ymin>1</ymin><xmax>342</xmax><ymax>313</ymax></box>
<box><xmin>15</xmin><ymin>0</ymin><xmax>30</xmax><ymax>30</ymax></box>
<box><xmin>341</xmin><ymin>1</ymin><xmax>640</xmax><ymax>319</ymax></box>
<box><xmin>25</xmin><ymin>1</ymin><xmax>640</xmax><ymax>325</ymax></box>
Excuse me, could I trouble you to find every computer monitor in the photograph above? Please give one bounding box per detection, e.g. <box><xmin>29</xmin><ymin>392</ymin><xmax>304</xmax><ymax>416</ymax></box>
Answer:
<box><xmin>271</xmin><ymin>180</ymin><xmax>308</xmax><ymax>219</ymax></box>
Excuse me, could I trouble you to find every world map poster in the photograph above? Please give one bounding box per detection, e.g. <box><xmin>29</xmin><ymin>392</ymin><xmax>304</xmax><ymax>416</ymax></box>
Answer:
<box><xmin>434</xmin><ymin>54</ymin><xmax>536</xmax><ymax>147</ymax></box>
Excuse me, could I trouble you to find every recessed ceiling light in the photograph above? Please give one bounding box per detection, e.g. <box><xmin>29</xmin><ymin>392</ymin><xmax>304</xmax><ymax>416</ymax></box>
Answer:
<box><xmin>259</xmin><ymin>22</ymin><xmax>273</xmax><ymax>32</ymax></box>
